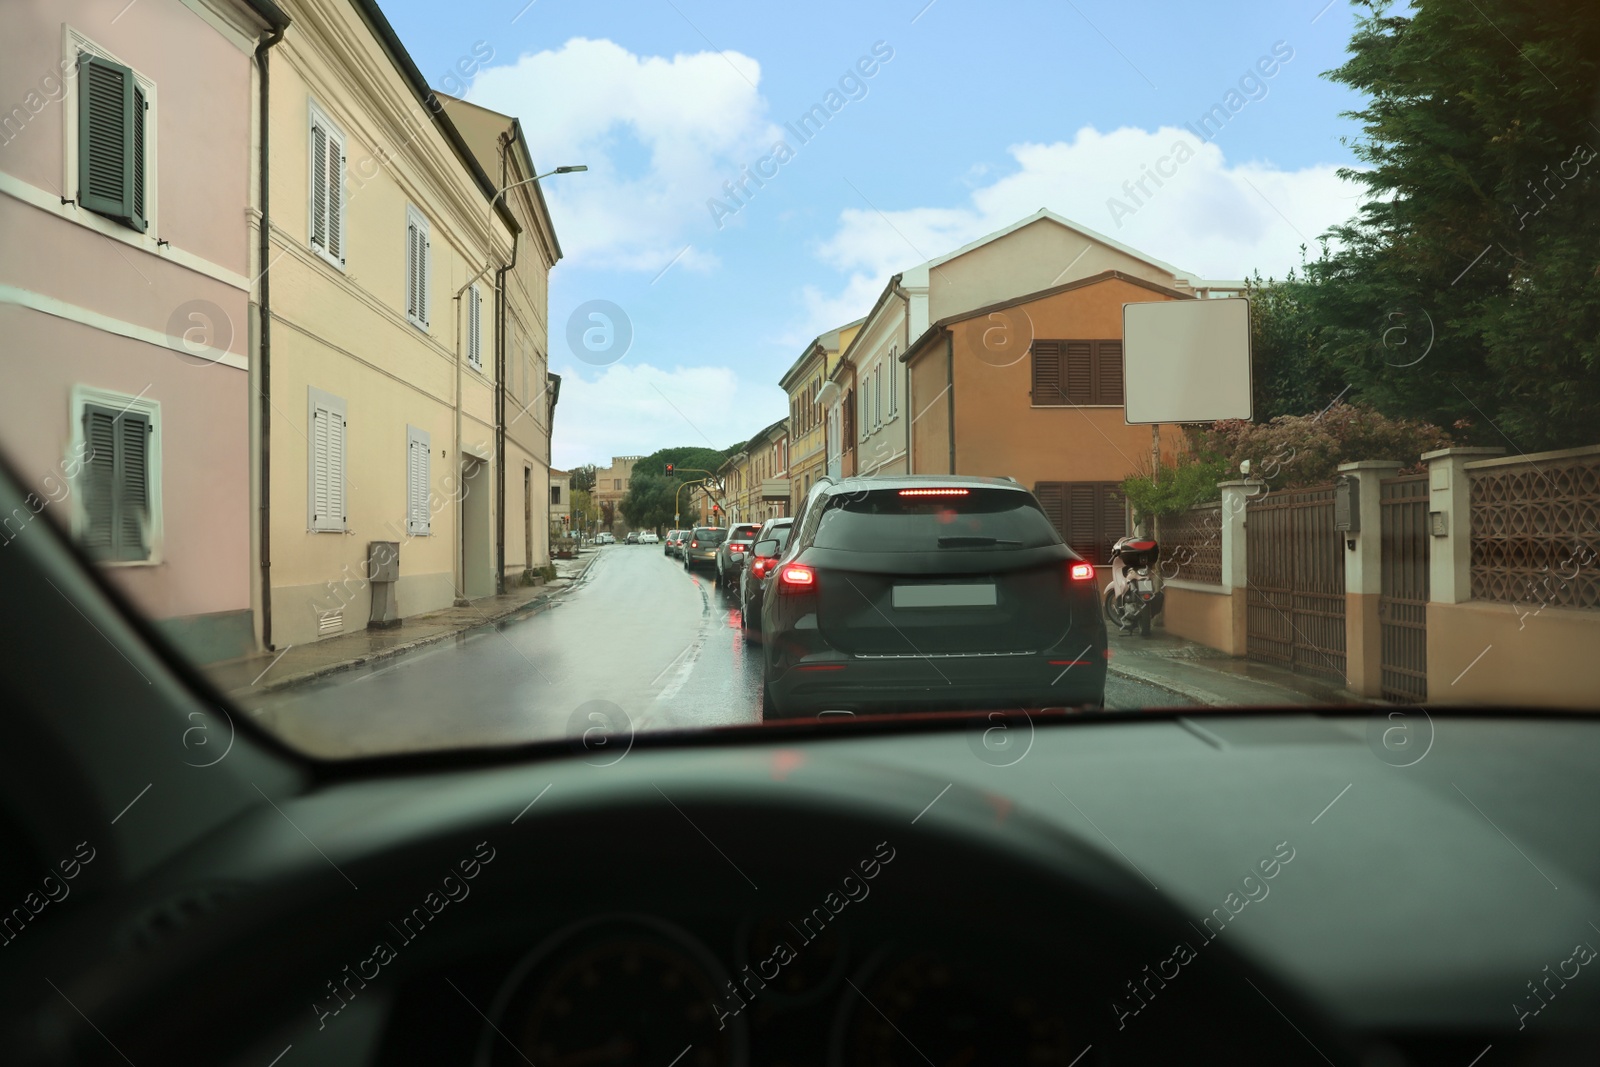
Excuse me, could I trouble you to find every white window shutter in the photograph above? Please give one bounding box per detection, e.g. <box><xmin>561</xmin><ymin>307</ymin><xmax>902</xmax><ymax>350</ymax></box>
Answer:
<box><xmin>309</xmin><ymin>390</ymin><xmax>348</xmax><ymax>531</ymax></box>
<box><xmin>329</xmin><ymin>409</ymin><xmax>346</xmax><ymax>526</ymax></box>
<box><xmin>311</xmin><ymin>123</ymin><xmax>327</xmax><ymax>250</ymax></box>
<box><xmin>421</xmin><ymin>234</ymin><xmax>430</xmax><ymax>326</ymax></box>
<box><xmin>407</xmin><ymin>426</ymin><xmax>431</xmax><ymax>535</ymax></box>
<box><xmin>327</xmin><ymin>128</ymin><xmax>343</xmax><ymax>262</ymax></box>
<box><xmin>468</xmin><ymin>285</ymin><xmax>482</xmax><ymax>368</ymax></box>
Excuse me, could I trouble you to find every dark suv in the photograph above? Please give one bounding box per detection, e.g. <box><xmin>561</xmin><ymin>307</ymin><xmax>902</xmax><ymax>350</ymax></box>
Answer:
<box><xmin>758</xmin><ymin>475</ymin><xmax>1107</xmax><ymax>718</ymax></box>
<box><xmin>714</xmin><ymin>523</ymin><xmax>764</xmax><ymax>594</ymax></box>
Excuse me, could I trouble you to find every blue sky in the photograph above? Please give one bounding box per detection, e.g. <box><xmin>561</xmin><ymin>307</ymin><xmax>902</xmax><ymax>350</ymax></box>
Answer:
<box><xmin>380</xmin><ymin>0</ymin><xmax>1372</xmax><ymax>468</ymax></box>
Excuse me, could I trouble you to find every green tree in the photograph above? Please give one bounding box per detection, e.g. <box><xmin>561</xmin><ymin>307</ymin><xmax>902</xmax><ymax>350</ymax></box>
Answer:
<box><xmin>1246</xmin><ymin>269</ymin><xmax>1345</xmax><ymax>421</ymax></box>
<box><xmin>569</xmin><ymin>465</ymin><xmax>597</xmax><ymax>492</ymax></box>
<box><xmin>1307</xmin><ymin>0</ymin><xmax>1600</xmax><ymax>450</ymax></box>
<box><xmin>620</xmin><ymin>445</ymin><xmax>736</xmax><ymax>530</ymax></box>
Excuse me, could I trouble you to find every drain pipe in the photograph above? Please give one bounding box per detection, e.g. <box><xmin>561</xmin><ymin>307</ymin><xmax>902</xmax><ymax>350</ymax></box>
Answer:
<box><xmin>254</xmin><ymin>18</ymin><xmax>287</xmax><ymax>650</ymax></box>
<box><xmin>494</xmin><ymin>127</ymin><xmax>520</xmax><ymax>594</ymax></box>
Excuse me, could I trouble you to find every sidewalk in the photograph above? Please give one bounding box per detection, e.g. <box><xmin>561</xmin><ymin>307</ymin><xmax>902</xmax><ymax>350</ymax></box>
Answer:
<box><xmin>1107</xmin><ymin>627</ymin><xmax>1375</xmax><ymax>707</ymax></box>
<box><xmin>213</xmin><ymin>549</ymin><xmax>602</xmax><ymax>699</ymax></box>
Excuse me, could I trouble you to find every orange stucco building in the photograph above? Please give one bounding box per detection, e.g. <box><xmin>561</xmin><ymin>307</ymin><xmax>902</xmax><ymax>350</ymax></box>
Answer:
<box><xmin>903</xmin><ymin>270</ymin><xmax>1195</xmax><ymax>566</ymax></box>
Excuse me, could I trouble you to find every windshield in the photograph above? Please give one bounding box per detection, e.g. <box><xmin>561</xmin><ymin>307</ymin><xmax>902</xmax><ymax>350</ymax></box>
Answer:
<box><xmin>6</xmin><ymin>0</ymin><xmax>1597</xmax><ymax>759</ymax></box>
<box><xmin>813</xmin><ymin>489</ymin><xmax>1063</xmax><ymax>552</ymax></box>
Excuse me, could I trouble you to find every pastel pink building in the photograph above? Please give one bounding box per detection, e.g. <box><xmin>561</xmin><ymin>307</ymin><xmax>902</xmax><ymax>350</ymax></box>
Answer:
<box><xmin>0</xmin><ymin>0</ymin><xmax>286</xmax><ymax>662</ymax></box>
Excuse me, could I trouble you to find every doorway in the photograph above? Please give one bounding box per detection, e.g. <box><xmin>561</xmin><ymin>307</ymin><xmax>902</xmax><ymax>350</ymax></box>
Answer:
<box><xmin>461</xmin><ymin>457</ymin><xmax>492</xmax><ymax>599</ymax></box>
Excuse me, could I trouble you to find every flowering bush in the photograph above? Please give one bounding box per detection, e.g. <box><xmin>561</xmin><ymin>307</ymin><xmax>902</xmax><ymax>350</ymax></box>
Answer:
<box><xmin>1193</xmin><ymin>402</ymin><xmax>1453</xmax><ymax>490</ymax></box>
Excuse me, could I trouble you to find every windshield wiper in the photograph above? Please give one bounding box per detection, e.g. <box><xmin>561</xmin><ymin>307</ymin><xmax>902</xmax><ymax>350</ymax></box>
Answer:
<box><xmin>937</xmin><ymin>536</ymin><xmax>1022</xmax><ymax>548</ymax></box>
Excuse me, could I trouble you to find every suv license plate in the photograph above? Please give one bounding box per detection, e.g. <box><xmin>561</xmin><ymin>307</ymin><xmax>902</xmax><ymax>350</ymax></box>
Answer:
<box><xmin>892</xmin><ymin>584</ymin><xmax>997</xmax><ymax>609</ymax></box>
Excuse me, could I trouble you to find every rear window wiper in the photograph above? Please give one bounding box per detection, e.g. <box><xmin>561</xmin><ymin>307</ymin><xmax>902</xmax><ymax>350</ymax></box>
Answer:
<box><xmin>937</xmin><ymin>536</ymin><xmax>1022</xmax><ymax>547</ymax></box>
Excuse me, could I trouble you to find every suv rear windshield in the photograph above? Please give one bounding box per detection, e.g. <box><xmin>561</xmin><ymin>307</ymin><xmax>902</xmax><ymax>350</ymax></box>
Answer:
<box><xmin>691</xmin><ymin>528</ymin><xmax>726</xmax><ymax>544</ymax></box>
<box><xmin>730</xmin><ymin>524</ymin><xmax>762</xmax><ymax>541</ymax></box>
<box><xmin>812</xmin><ymin>488</ymin><xmax>1063</xmax><ymax>552</ymax></box>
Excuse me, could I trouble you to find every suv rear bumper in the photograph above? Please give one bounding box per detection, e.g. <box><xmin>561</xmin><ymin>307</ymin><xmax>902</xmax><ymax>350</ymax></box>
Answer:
<box><xmin>765</xmin><ymin>637</ymin><xmax>1107</xmax><ymax>717</ymax></box>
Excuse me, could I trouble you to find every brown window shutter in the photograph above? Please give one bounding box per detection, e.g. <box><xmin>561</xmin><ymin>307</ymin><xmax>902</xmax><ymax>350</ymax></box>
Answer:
<box><xmin>1033</xmin><ymin>482</ymin><xmax>1066</xmax><ymax>540</ymax></box>
<box><xmin>1065</xmin><ymin>341</ymin><xmax>1094</xmax><ymax>405</ymax></box>
<box><xmin>1096</xmin><ymin>340</ymin><xmax>1124</xmax><ymax>405</ymax></box>
<box><xmin>1031</xmin><ymin>341</ymin><xmax>1061</xmax><ymax>405</ymax></box>
<box><xmin>1066</xmin><ymin>483</ymin><xmax>1100</xmax><ymax>560</ymax></box>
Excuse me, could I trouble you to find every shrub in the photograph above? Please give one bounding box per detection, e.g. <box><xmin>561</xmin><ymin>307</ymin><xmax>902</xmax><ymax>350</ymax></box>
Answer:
<box><xmin>1192</xmin><ymin>402</ymin><xmax>1452</xmax><ymax>490</ymax></box>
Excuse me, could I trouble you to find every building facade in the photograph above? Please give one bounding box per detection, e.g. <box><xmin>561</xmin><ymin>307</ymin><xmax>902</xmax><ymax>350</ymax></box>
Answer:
<box><xmin>781</xmin><ymin>318</ymin><xmax>860</xmax><ymax>510</ymax></box>
<box><xmin>0</xmin><ymin>0</ymin><xmax>287</xmax><ymax>663</ymax></box>
<box><xmin>256</xmin><ymin>0</ymin><xmax>520</xmax><ymax>647</ymax></box>
<box><xmin>842</xmin><ymin>209</ymin><xmax>1241</xmax><ymax>480</ymax></box>
<box><xmin>903</xmin><ymin>270</ymin><xmax>1194</xmax><ymax>567</ymax></box>
<box><xmin>593</xmin><ymin>453</ymin><xmax>640</xmax><ymax>534</ymax></box>
<box><xmin>438</xmin><ymin>94</ymin><xmax>562</xmax><ymax>587</ymax></box>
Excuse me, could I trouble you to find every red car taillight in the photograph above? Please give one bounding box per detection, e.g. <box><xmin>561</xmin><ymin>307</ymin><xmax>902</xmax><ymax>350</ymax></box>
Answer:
<box><xmin>730</xmin><ymin>544</ymin><xmax>745</xmax><ymax>553</ymax></box>
<box><xmin>751</xmin><ymin>558</ymin><xmax>771</xmax><ymax>579</ymax></box>
<box><xmin>777</xmin><ymin>563</ymin><xmax>816</xmax><ymax>594</ymax></box>
<box><xmin>690</xmin><ymin>540</ymin><xmax>698</xmax><ymax>548</ymax></box>
<box><xmin>1068</xmin><ymin>561</ymin><xmax>1095</xmax><ymax>583</ymax></box>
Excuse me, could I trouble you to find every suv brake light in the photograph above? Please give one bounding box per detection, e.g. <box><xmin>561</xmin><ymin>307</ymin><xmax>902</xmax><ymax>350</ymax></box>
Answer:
<box><xmin>777</xmin><ymin>563</ymin><xmax>816</xmax><ymax>593</ymax></box>
<box><xmin>1068</xmin><ymin>561</ymin><xmax>1095</xmax><ymax>582</ymax></box>
<box><xmin>898</xmin><ymin>488</ymin><xmax>970</xmax><ymax>497</ymax></box>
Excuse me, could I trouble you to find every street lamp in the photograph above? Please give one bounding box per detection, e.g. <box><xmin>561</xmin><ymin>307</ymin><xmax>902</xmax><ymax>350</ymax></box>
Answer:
<box><xmin>490</xmin><ymin>165</ymin><xmax>589</xmax><ymax>209</ymax></box>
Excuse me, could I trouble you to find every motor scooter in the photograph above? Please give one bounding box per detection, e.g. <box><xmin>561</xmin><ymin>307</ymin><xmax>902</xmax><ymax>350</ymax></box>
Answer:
<box><xmin>1103</xmin><ymin>535</ymin><xmax>1164</xmax><ymax>637</ymax></box>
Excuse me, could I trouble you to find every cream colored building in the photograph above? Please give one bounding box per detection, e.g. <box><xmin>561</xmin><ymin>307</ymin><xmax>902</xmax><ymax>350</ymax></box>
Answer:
<box><xmin>438</xmin><ymin>94</ymin><xmax>563</xmax><ymax>587</ymax></box>
<box><xmin>593</xmin><ymin>454</ymin><xmax>640</xmax><ymax>535</ymax></box>
<box><xmin>255</xmin><ymin>0</ymin><xmax>520</xmax><ymax>648</ymax></box>
<box><xmin>781</xmin><ymin>318</ymin><xmax>861</xmax><ymax>510</ymax></box>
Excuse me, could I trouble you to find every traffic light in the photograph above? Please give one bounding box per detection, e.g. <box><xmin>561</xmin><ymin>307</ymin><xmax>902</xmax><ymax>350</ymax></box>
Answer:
<box><xmin>561</xmin><ymin>515</ymin><xmax>569</xmax><ymax>526</ymax></box>
<box><xmin>665</xmin><ymin>463</ymin><xmax>674</xmax><ymax>475</ymax></box>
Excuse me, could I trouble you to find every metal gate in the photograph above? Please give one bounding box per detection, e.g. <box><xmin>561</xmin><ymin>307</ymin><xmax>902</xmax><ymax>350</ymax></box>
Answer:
<box><xmin>1246</xmin><ymin>484</ymin><xmax>1347</xmax><ymax>683</ymax></box>
<box><xmin>1379</xmin><ymin>475</ymin><xmax>1429</xmax><ymax>702</ymax></box>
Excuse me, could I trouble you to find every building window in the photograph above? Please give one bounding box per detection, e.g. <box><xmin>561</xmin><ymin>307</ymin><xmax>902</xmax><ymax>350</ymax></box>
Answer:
<box><xmin>1031</xmin><ymin>340</ymin><xmax>1124</xmax><ymax>406</ymax></box>
<box><xmin>308</xmin><ymin>387</ymin><xmax>347</xmax><ymax>532</ymax></box>
<box><xmin>75</xmin><ymin>50</ymin><xmax>151</xmax><ymax>233</ymax></box>
<box><xmin>874</xmin><ymin>364</ymin><xmax>883</xmax><ymax>426</ymax></box>
<box><xmin>308</xmin><ymin>101</ymin><xmax>345</xmax><ymax>267</ymax></box>
<box><xmin>1032</xmin><ymin>482</ymin><xmax>1126</xmax><ymax>566</ymax></box>
<box><xmin>406</xmin><ymin>425</ymin><xmax>431</xmax><ymax>536</ymax></box>
<box><xmin>74</xmin><ymin>386</ymin><xmax>160</xmax><ymax>562</ymax></box>
<box><xmin>467</xmin><ymin>284</ymin><xmax>483</xmax><ymax>369</ymax></box>
<box><xmin>887</xmin><ymin>349</ymin><xmax>898</xmax><ymax>415</ymax></box>
<box><xmin>551</xmin><ymin>485</ymin><xmax>562</xmax><ymax>505</ymax></box>
<box><xmin>405</xmin><ymin>206</ymin><xmax>431</xmax><ymax>330</ymax></box>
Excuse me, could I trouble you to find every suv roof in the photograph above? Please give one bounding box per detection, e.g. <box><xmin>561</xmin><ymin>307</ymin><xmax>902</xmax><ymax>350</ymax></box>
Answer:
<box><xmin>820</xmin><ymin>474</ymin><xmax>1024</xmax><ymax>496</ymax></box>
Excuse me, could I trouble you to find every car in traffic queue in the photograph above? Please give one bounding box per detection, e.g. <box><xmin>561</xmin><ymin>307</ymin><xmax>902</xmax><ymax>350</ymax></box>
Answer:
<box><xmin>595</xmin><ymin>532</ymin><xmax>615</xmax><ymax>545</ymax></box>
<box><xmin>664</xmin><ymin>530</ymin><xmax>686</xmax><ymax>557</ymax></box>
<box><xmin>759</xmin><ymin>475</ymin><xmax>1108</xmax><ymax>718</ymax></box>
<box><xmin>639</xmin><ymin>532</ymin><xmax>660</xmax><ymax>544</ymax></box>
<box><xmin>681</xmin><ymin>526</ymin><xmax>726</xmax><ymax>573</ymax></box>
<box><xmin>738</xmin><ymin>516</ymin><xmax>794</xmax><ymax>644</ymax></box>
<box><xmin>714</xmin><ymin>523</ymin><xmax>764</xmax><ymax>595</ymax></box>
<box><xmin>625</xmin><ymin>531</ymin><xmax>639</xmax><ymax>545</ymax></box>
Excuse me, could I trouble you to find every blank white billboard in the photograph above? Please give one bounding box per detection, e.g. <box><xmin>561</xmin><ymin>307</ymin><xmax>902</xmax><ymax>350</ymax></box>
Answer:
<box><xmin>1122</xmin><ymin>298</ymin><xmax>1253</xmax><ymax>424</ymax></box>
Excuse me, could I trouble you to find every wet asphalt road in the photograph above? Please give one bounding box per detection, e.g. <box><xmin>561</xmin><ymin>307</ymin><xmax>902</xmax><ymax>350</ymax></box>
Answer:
<box><xmin>248</xmin><ymin>545</ymin><xmax>1191</xmax><ymax>757</ymax></box>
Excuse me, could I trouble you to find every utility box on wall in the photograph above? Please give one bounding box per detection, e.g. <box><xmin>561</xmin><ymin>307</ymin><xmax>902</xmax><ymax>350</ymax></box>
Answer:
<box><xmin>1334</xmin><ymin>475</ymin><xmax>1360</xmax><ymax>533</ymax></box>
<box><xmin>368</xmin><ymin>541</ymin><xmax>400</xmax><ymax>629</ymax></box>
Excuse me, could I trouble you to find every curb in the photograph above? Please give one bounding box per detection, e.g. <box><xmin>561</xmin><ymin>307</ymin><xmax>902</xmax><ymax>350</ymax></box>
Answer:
<box><xmin>233</xmin><ymin>558</ymin><xmax>598</xmax><ymax>699</ymax></box>
<box><xmin>1107</xmin><ymin>659</ymin><xmax>1255</xmax><ymax>708</ymax></box>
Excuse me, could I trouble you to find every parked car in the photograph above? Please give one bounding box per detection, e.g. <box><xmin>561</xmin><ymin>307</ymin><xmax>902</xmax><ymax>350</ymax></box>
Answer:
<box><xmin>639</xmin><ymin>532</ymin><xmax>660</xmax><ymax>544</ymax></box>
<box><xmin>682</xmin><ymin>526</ymin><xmax>726</xmax><ymax>573</ymax></box>
<box><xmin>759</xmin><ymin>475</ymin><xmax>1107</xmax><ymax>719</ymax></box>
<box><xmin>625</xmin><ymin>531</ymin><xmax>639</xmax><ymax>545</ymax></box>
<box><xmin>595</xmin><ymin>532</ymin><xmax>615</xmax><ymax>545</ymax></box>
<box><xmin>715</xmin><ymin>523</ymin><xmax>764</xmax><ymax>594</ymax></box>
<box><xmin>664</xmin><ymin>530</ymin><xmax>686</xmax><ymax>557</ymax></box>
<box><xmin>739</xmin><ymin>517</ymin><xmax>794</xmax><ymax>644</ymax></box>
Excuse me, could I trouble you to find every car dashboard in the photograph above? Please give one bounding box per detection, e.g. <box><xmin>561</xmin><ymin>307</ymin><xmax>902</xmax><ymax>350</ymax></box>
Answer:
<box><xmin>8</xmin><ymin>711</ymin><xmax>1600</xmax><ymax>1066</ymax></box>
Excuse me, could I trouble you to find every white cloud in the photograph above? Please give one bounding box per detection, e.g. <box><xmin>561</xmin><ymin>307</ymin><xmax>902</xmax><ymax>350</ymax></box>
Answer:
<box><xmin>467</xmin><ymin>38</ymin><xmax>786</xmax><ymax>272</ymax></box>
<box><xmin>805</xmin><ymin>125</ymin><xmax>1363</xmax><ymax>326</ymax></box>
<box><xmin>549</xmin><ymin>360</ymin><xmax>787</xmax><ymax>469</ymax></box>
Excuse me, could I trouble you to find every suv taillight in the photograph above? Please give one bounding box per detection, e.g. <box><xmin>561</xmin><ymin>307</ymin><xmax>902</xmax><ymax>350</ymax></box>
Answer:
<box><xmin>777</xmin><ymin>563</ymin><xmax>816</xmax><ymax>594</ymax></box>
<box><xmin>1068</xmin><ymin>561</ymin><xmax>1095</xmax><ymax>583</ymax></box>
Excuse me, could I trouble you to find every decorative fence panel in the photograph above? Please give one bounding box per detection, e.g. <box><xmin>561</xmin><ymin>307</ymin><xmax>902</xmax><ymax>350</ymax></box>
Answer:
<box><xmin>1379</xmin><ymin>475</ymin><xmax>1429</xmax><ymax>703</ymax></box>
<box><xmin>1160</xmin><ymin>503</ymin><xmax>1223</xmax><ymax>585</ymax></box>
<box><xmin>1470</xmin><ymin>450</ymin><xmax>1600</xmax><ymax>610</ymax></box>
<box><xmin>1246</xmin><ymin>484</ymin><xmax>1347</xmax><ymax>684</ymax></box>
